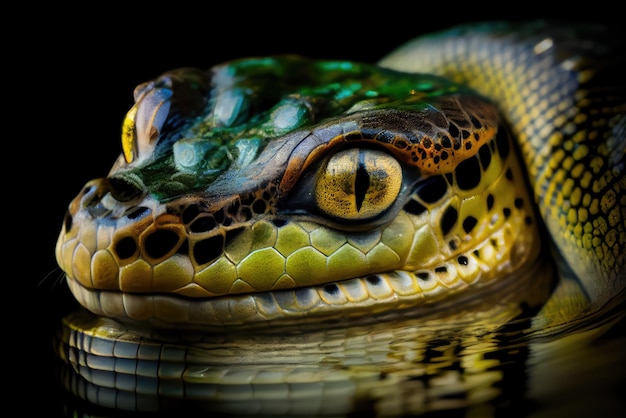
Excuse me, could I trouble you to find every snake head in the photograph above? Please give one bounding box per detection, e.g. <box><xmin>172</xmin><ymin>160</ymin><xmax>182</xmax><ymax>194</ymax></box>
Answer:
<box><xmin>56</xmin><ymin>56</ymin><xmax>544</xmax><ymax>329</ymax></box>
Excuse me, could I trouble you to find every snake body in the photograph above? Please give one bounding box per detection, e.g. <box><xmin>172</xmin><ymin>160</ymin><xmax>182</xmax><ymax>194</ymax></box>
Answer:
<box><xmin>54</xmin><ymin>21</ymin><xmax>625</xmax><ymax>416</ymax></box>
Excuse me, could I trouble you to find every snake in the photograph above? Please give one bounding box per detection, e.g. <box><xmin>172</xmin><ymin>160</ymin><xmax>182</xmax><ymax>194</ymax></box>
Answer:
<box><xmin>53</xmin><ymin>21</ymin><xmax>625</xmax><ymax>416</ymax></box>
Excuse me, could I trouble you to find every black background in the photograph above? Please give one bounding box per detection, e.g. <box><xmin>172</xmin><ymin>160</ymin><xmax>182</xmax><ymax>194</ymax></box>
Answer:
<box><xmin>15</xmin><ymin>5</ymin><xmax>620</xmax><ymax>416</ymax></box>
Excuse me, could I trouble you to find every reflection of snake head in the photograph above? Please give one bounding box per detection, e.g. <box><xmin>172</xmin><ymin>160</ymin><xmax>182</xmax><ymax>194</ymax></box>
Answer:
<box><xmin>55</xmin><ymin>23</ymin><xmax>625</xmax><ymax>332</ymax></box>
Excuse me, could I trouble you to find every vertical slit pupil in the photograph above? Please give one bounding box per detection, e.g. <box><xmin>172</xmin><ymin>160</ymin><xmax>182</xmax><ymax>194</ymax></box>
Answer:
<box><xmin>354</xmin><ymin>157</ymin><xmax>370</xmax><ymax>212</ymax></box>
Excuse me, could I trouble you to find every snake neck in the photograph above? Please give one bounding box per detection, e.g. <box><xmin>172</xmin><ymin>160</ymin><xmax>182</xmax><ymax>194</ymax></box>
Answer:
<box><xmin>379</xmin><ymin>21</ymin><xmax>626</xmax><ymax>301</ymax></box>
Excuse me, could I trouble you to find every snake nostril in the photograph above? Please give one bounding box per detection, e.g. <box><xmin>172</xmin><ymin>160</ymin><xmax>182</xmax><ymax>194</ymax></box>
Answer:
<box><xmin>108</xmin><ymin>175</ymin><xmax>144</xmax><ymax>202</ymax></box>
<box><xmin>79</xmin><ymin>180</ymin><xmax>108</xmax><ymax>207</ymax></box>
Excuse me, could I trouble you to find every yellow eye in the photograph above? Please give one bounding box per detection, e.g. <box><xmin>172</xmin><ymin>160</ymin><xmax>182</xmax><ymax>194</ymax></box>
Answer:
<box><xmin>120</xmin><ymin>84</ymin><xmax>172</xmax><ymax>165</ymax></box>
<box><xmin>315</xmin><ymin>148</ymin><xmax>402</xmax><ymax>220</ymax></box>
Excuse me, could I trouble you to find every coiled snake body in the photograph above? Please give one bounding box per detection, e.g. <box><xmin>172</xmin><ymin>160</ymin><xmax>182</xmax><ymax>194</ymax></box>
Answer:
<box><xmin>54</xmin><ymin>21</ymin><xmax>625</xmax><ymax>416</ymax></box>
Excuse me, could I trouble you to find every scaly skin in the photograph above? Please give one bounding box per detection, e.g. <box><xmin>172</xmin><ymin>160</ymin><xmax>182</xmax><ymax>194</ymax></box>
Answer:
<box><xmin>56</xmin><ymin>57</ymin><xmax>542</xmax><ymax>328</ymax></box>
<box><xmin>53</xmin><ymin>21</ymin><xmax>625</xmax><ymax>416</ymax></box>
<box><xmin>379</xmin><ymin>21</ymin><xmax>626</xmax><ymax>301</ymax></box>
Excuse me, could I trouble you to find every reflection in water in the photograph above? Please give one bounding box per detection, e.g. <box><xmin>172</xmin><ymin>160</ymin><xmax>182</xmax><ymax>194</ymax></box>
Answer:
<box><xmin>52</xmin><ymin>258</ymin><xmax>625</xmax><ymax>417</ymax></box>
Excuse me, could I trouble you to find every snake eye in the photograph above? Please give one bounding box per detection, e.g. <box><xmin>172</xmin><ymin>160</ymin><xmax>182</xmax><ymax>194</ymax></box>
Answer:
<box><xmin>121</xmin><ymin>85</ymin><xmax>173</xmax><ymax>165</ymax></box>
<box><xmin>315</xmin><ymin>148</ymin><xmax>402</xmax><ymax>220</ymax></box>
